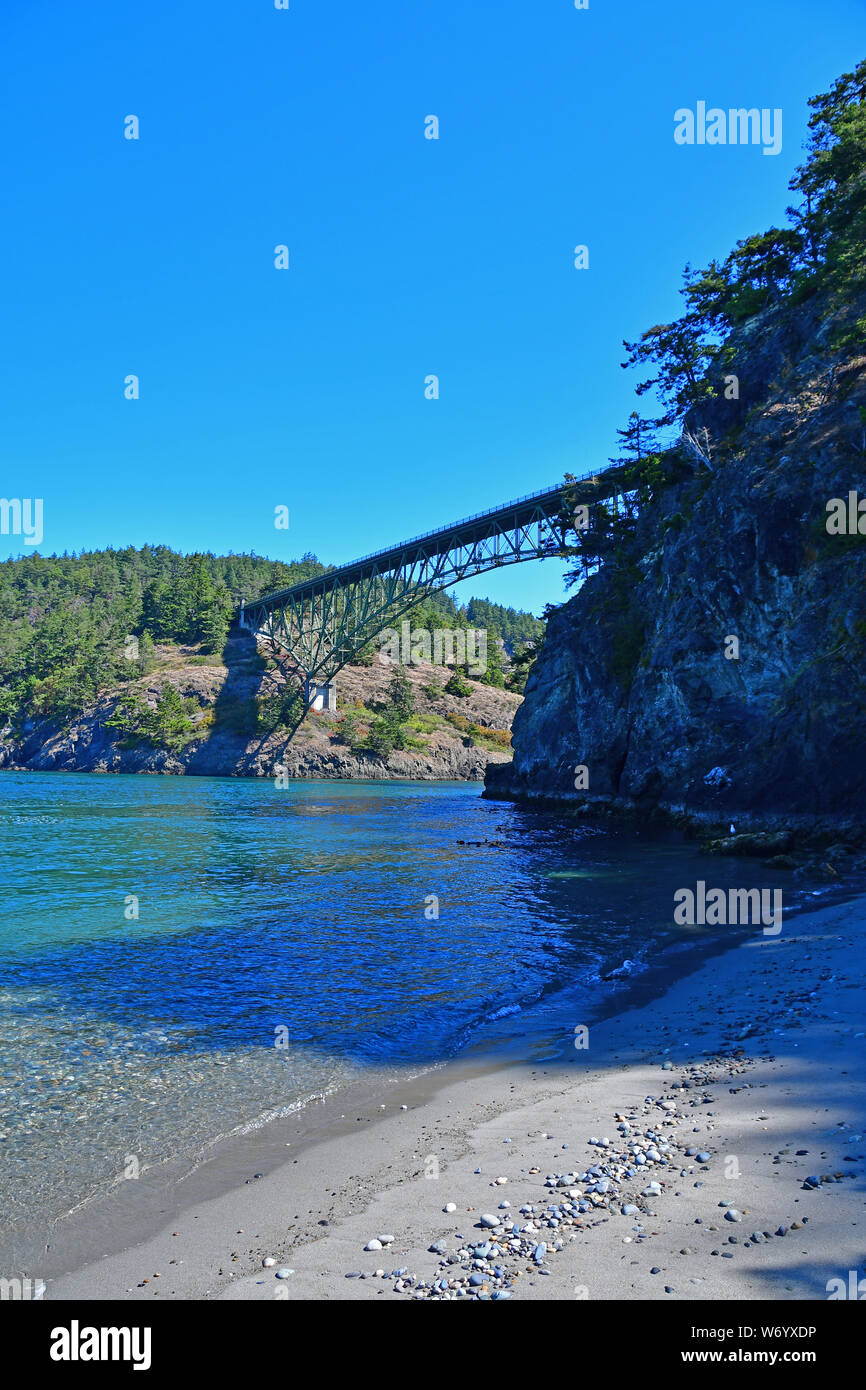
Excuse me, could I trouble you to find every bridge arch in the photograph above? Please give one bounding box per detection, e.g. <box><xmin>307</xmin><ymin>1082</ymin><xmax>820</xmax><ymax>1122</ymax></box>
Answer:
<box><xmin>239</xmin><ymin>466</ymin><xmax>625</xmax><ymax>691</ymax></box>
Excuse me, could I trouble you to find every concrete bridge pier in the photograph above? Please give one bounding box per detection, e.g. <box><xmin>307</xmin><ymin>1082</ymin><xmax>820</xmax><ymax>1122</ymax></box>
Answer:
<box><xmin>305</xmin><ymin>678</ymin><xmax>337</xmax><ymax>712</ymax></box>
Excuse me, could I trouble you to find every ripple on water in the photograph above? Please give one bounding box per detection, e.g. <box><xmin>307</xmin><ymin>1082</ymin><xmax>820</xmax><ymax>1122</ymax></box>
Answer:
<box><xmin>0</xmin><ymin>771</ymin><xmax>838</xmax><ymax>1236</ymax></box>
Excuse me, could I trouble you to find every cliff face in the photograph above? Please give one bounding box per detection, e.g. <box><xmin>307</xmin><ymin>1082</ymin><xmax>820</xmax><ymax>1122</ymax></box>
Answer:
<box><xmin>486</xmin><ymin>292</ymin><xmax>866</xmax><ymax>834</ymax></box>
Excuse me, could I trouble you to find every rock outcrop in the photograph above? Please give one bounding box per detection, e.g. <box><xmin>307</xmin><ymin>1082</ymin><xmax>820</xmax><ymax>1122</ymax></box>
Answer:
<box><xmin>486</xmin><ymin>290</ymin><xmax>866</xmax><ymax>837</ymax></box>
<box><xmin>1</xmin><ymin>639</ymin><xmax>519</xmax><ymax>781</ymax></box>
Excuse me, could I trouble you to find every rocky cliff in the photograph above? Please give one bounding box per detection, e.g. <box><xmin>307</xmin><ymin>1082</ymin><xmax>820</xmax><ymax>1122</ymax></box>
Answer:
<box><xmin>486</xmin><ymin>290</ymin><xmax>866</xmax><ymax>837</ymax></box>
<box><xmin>1</xmin><ymin>634</ymin><xmax>520</xmax><ymax>781</ymax></box>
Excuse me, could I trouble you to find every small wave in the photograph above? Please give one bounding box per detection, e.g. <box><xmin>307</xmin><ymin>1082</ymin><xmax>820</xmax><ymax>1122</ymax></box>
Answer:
<box><xmin>486</xmin><ymin>1002</ymin><xmax>522</xmax><ymax>1021</ymax></box>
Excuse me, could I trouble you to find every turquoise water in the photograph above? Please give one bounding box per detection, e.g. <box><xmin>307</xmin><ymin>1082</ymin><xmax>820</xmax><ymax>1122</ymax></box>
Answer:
<box><xmin>0</xmin><ymin>770</ymin><xmax>826</xmax><ymax>1239</ymax></box>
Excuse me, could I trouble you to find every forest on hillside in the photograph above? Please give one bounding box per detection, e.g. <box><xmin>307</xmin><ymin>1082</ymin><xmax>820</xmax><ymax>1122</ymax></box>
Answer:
<box><xmin>0</xmin><ymin>544</ymin><xmax>544</xmax><ymax>731</ymax></box>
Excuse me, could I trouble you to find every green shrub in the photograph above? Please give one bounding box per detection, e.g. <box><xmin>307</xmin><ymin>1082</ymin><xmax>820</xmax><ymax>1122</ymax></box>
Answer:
<box><xmin>106</xmin><ymin>685</ymin><xmax>200</xmax><ymax>751</ymax></box>
<box><xmin>444</xmin><ymin>670</ymin><xmax>473</xmax><ymax>698</ymax></box>
<box><xmin>257</xmin><ymin>687</ymin><xmax>305</xmax><ymax>733</ymax></box>
<box><xmin>337</xmin><ymin>708</ymin><xmax>364</xmax><ymax>748</ymax></box>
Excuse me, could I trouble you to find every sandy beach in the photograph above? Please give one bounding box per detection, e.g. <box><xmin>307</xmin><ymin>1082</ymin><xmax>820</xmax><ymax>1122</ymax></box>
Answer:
<box><xmin>34</xmin><ymin>892</ymin><xmax>864</xmax><ymax>1304</ymax></box>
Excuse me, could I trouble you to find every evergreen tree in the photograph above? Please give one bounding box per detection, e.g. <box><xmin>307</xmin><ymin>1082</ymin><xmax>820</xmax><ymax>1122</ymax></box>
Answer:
<box><xmin>388</xmin><ymin>666</ymin><xmax>414</xmax><ymax>722</ymax></box>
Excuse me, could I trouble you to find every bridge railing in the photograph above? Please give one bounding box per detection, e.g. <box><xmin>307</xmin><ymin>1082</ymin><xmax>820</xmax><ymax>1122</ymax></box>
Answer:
<box><xmin>344</xmin><ymin>464</ymin><xmax>607</xmax><ymax>570</ymax></box>
<box><xmin>244</xmin><ymin>463</ymin><xmax>614</xmax><ymax>615</ymax></box>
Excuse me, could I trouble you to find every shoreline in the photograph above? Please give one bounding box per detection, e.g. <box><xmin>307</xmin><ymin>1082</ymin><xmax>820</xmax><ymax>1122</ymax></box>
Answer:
<box><xmin>0</xmin><ymin>646</ymin><xmax>521</xmax><ymax>784</ymax></box>
<box><xmin>10</xmin><ymin>772</ymin><xmax>833</xmax><ymax>1278</ymax></box>
<box><xmin>482</xmin><ymin>779</ymin><xmax>866</xmax><ymax>849</ymax></box>
<box><xmin>3</xmin><ymin>908</ymin><xmax>747</xmax><ymax>1278</ymax></box>
<box><xmin>27</xmin><ymin>891</ymin><xmax>866</xmax><ymax>1302</ymax></box>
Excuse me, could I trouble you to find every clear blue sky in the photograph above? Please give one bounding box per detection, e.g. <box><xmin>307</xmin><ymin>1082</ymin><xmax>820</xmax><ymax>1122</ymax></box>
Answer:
<box><xmin>1</xmin><ymin>0</ymin><xmax>863</xmax><ymax>615</ymax></box>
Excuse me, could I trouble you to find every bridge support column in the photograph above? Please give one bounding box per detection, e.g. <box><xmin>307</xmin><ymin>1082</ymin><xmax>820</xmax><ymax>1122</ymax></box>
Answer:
<box><xmin>305</xmin><ymin>678</ymin><xmax>337</xmax><ymax>712</ymax></box>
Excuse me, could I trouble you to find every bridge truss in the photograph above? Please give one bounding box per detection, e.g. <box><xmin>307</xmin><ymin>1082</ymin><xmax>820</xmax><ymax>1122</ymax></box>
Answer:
<box><xmin>239</xmin><ymin>465</ymin><xmax>627</xmax><ymax>687</ymax></box>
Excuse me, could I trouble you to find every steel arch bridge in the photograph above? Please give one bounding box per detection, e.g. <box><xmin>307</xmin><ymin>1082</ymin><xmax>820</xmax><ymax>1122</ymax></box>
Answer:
<box><xmin>239</xmin><ymin>464</ymin><xmax>627</xmax><ymax>693</ymax></box>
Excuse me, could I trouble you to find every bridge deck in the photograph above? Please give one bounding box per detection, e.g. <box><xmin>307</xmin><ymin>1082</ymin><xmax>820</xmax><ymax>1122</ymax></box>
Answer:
<box><xmin>253</xmin><ymin>464</ymin><xmax>624</xmax><ymax>609</ymax></box>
